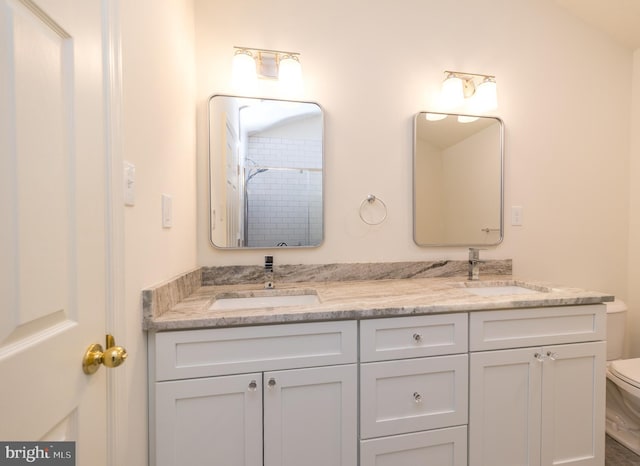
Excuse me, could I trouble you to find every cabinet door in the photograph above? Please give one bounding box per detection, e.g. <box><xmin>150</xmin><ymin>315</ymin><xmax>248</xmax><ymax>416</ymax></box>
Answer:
<box><xmin>540</xmin><ymin>341</ymin><xmax>606</xmax><ymax>466</ymax></box>
<box><xmin>155</xmin><ymin>373</ymin><xmax>262</xmax><ymax>466</ymax></box>
<box><xmin>360</xmin><ymin>426</ymin><xmax>468</xmax><ymax>466</ymax></box>
<box><xmin>263</xmin><ymin>364</ymin><xmax>357</xmax><ymax>466</ymax></box>
<box><xmin>469</xmin><ymin>347</ymin><xmax>543</xmax><ymax>466</ymax></box>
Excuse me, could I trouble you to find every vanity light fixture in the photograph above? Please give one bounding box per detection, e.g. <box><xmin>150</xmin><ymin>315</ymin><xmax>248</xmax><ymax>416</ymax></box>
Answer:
<box><xmin>474</xmin><ymin>76</ymin><xmax>497</xmax><ymax>111</ymax></box>
<box><xmin>441</xmin><ymin>71</ymin><xmax>497</xmax><ymax>113</ymax></box>
<box><xmin>441</xmin><ymin>73</ymin><xmax>466</xmax><ymax>108</ymax></box>
<box><xmin>232</xmin><ymin>49</ymin><xmax>258</xmax><ymax>87</ymax></box>
<box><xmin>278</xmin><ymin>54</ymin><xmax>302</xmax><ymax>86</ymax></box>
<box><xmin>232</xmin><ymin>46</ymin><xmax>302</xmax><ymax>86</ymax></box>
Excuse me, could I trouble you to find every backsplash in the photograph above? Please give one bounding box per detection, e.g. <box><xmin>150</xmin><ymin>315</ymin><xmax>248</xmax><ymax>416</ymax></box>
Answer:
<box><xmin>202</xmin><ymin>259</ymin><xmax>512</xmax><ymax>285</ymax></box>
<box><xmin>142</xmin><ymin>267</ymin><xmax>201</xmax><ymax>322</ymax></box>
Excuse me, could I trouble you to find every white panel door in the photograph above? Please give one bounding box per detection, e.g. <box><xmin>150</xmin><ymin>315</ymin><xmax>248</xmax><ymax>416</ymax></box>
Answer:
<box><xmin>0</xmin><ymin>0</ymin><xmax>109</xmax><ymax>462</ymax></box>
<box><xmin>155</xmin><ymin>374</ymin><xmax>263</xmax><ymax>466</ymax></box>
<box><xmin>469</xmin><ymin>347</ymin><xmax>543</xmax><ymax>466</ymax></box>
<box><xmin>540</xmin><ymin>342</ymin><xmax>606</xmax><ymax>466</ymax></box>
<box><xmin>264</xmin><ymin>364</ymin><xmax>357</xmax><ymax>466</ymax></box>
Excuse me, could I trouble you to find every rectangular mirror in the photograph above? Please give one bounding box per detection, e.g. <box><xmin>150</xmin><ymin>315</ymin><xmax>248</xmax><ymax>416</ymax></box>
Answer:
<box><xmin>413</xmin><ymin>112</ymin><xmax>504</xmax><ymax>247</ymax></box>
<box><xmin>208</xmin><ymin>95</ymin><xmax>324</xmax><ymax>248</ymax></box>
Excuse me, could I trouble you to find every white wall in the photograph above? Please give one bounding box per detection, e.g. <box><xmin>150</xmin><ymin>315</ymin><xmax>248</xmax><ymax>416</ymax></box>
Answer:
<box><xmin>628</xmin><ymin>50</ymin><xmax>640</xmax><ymax>357</ymax></box>
<box><xmin>195</xmin><ymin>0</ymin><xmax>631</xmax><ymax>302</ymax></box>
<box><xmin>119</xmin><ymin>0</ymin><xmax>197</xmax><ymax>464</ymax></box>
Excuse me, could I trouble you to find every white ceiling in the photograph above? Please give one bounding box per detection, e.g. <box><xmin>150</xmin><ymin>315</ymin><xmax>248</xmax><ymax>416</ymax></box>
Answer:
<box><xmin>554</xmin><ymin>0</ymin><xmax>640</xmax><ymax>50</ymax></box>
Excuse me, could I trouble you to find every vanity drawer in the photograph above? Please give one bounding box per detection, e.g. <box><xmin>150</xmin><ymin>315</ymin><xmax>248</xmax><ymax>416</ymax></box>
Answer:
<box><xmin>152</xmin><ymin>321</ymin><xmax>357</xmax><ymax>381</ymax></box>
<box><xmin>360</xmin><ymin>313</ymin><xmax>467</xmax><ymax>362</ymax></box>
<box><xmin>360</xmin><ymin>354</ymin><xmax>468</xmax><ymax>439</ymax></box>
<box><xmin>469</xmin><ymin>304</ymin><xmax>606</xmax><ymax>351</ymax></box>
<box><xmin>360</xmin><ymin>426</ymin><xmax>467</xmax><ymax>466</ymax></box>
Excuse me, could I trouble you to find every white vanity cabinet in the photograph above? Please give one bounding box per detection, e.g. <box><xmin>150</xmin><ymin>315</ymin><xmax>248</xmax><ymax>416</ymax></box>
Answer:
<box><xmin>359</xmin><ymin>314</ymin><xmax>469</xmax><ymax>466</ymax></box>
<box><xmin>468</xmin><ymin>305</ymin><xmax>607</xmax><ymax>466</ymax></box>
<box><xmin>149</xmin><ymin>321</ymin><xmax>358</xmax><ymax>466</ymax></box>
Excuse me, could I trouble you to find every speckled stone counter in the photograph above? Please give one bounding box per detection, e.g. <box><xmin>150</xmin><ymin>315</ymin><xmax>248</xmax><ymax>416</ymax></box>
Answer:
<box><xmin>143</xmin><ymin>260</ymin><xmax>614</xmax><ymax>331</ymax></box>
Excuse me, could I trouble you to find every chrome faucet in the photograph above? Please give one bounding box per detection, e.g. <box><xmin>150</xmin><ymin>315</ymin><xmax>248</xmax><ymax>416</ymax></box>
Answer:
<box><xmin>468</xmin><ymin>248</ymin><xmax>482</xmax><ymax>281</ymax></box>
<box><xmin>264</xmin><ymin>255</ymin><xmax>274</xmax><ymax>289</ymax></box>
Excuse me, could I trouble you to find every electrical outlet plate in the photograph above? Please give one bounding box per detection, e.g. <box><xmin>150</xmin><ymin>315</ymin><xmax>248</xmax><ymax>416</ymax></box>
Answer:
<box><xmin>511</xmin><ymin>206</ymin><xmax>523</xmax><ymax>226</ymax></box>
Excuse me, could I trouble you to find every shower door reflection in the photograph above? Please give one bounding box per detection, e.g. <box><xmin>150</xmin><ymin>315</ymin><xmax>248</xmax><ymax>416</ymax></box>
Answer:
<box><xmin>245</xmin><ymin>167</ymin><xmax>322</xmax><ymax>247</ymax></box>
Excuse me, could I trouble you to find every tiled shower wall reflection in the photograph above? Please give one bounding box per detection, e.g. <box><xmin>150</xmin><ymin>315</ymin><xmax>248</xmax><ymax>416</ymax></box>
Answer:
<box><xmin>247</xmin><ymin>136</ymin><xmax>322</xmax><ymax>247</ymax></box>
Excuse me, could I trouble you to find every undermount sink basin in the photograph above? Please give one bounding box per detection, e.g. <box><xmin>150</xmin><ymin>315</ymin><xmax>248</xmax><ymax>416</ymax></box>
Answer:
<box><xmin>209</xmin><ymin>290</ymin><xmax>319</xmax><ymax>310</ymax></box>
<box><xmin>462</xmin><ymin>281</ymin><xmax>549</xmax><ymax>297</ymax></box>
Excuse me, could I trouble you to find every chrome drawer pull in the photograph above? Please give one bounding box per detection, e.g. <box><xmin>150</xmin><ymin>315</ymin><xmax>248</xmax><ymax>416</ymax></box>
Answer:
<box><xmin>413</xmin><ymin>333</ymin><xmax>422</xmax><ymax>343</ymax></box>
<box><xmin>413</xmin><ymin>392</ymin><xmax>423</xmax><ymax>404</ymax></box>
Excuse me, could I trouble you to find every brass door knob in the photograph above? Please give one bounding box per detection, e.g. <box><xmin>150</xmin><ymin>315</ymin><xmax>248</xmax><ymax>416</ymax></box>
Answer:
<box><xmin>83</xmin><ymin>334</ymin><xmax>128</xmax><ymax>375</ymax></box>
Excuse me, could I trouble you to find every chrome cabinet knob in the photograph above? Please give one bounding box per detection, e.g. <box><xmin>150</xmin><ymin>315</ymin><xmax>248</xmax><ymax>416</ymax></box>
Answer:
<box><xmin>413</xmin><ymin>333</ymin><xmax>422</xmax><ymax>343</ymax></box>
<box><xmin>534</xmin><ymin>352</ymin><xmax>545</xmax><ymax>362</ymax></box>
<box><xmin>268</xmin><ymin>378</ymin><xmax>276</xmax><ymax>388</ymax></box>
<box><xmin>546</xmin><ymin>351</ymin><xmax>559</xmax><ymax>361</ymax></box>
<box><xmin>413</xmin><ymin>392</ymin><xmax>423</xmax><ymax>404</ymax></box>
<box><xmin>248</xmin><ymin>380</ymin><xmax>258</xmax><ymax>391</ymax></box>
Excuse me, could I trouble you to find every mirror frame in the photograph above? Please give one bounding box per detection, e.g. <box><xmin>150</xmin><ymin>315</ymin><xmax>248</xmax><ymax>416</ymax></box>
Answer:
<box><xmin>413</xmin><ymin>112</ymin><xmax>504</xmax><ymax>247</ymax></box>
<box><xmin>208</xmin><ymin>94</ymin><xmax>325</xmax><ymax>249</ymax></box>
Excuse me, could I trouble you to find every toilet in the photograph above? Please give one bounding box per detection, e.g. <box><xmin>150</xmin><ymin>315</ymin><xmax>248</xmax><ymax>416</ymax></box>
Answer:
<box><xmin>606</xmin><ymin>299</ymin><xmax>640</xmax><ymax>455</ymax></box>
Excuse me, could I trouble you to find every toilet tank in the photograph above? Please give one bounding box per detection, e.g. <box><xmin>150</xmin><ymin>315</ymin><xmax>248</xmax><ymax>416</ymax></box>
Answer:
<box><xmin>606</xmin><ymin>299</ymin><xmax>628</xmax><ymax>360</ymax></box>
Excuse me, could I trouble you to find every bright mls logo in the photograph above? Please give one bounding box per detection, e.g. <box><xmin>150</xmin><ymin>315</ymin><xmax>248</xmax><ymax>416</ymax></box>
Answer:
<box><xmin>0</xmin><ymin>442</ymin><xmax>75</xmax><ymax>465</ymax></box>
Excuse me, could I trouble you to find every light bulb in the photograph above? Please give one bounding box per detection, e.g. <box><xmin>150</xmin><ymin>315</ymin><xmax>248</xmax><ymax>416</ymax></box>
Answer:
<box><xmin>473</xmin><ymin>77</ymin><xmax>497</xmax><ymax>112</ymax></box>
<box><xmin>425</xmin><ymin>113</ymin><xmax>447</xmax><ymax>121</ymax></box>
<box><xmin>232</xmin><ymin>50</ymin><xmax>257</xmax><ymax>89</ymax></box>
<box><xmin>441</xmin><ymin>74</ymin><xmax>464</xmax><ymax>108</ymax></box>
<box><xmin>279</xmin><ymin>55</ymin><xmax>302</xmax><ymax>83</ymax></box>
<box><xmin>458</xmin><ymin>115</ymin><xmax>479</xmax><ymax>123</ymax></box>
<box><xmin>278</xmin><ymin>55</ymin><xmax>303</xmax><ymax>95</ymax></box>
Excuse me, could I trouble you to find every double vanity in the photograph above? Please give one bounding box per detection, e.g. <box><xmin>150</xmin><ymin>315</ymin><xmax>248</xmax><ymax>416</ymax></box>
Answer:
<box><xmin>144</xmin><ymin>261</ymin><xmax>612</xmax><ymax>466</ymax></box>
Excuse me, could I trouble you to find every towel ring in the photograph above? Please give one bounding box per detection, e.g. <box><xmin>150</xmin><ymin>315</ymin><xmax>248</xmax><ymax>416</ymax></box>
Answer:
<box><xmin>359</xmin><ymin>194</ymin><xmax>387</xmax><ymax>225</ymax></box>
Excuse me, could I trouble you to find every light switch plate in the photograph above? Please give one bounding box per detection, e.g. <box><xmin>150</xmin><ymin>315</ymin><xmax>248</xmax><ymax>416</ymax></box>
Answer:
<box><xmin>162</xmin><ymin>194</ymin><xmax>173</xmax><ymax>228</ymax></box>
<box><xmin>123</xmin><ymin>162</ymin><xmax>135</xmax><ymax>206</ymax></box>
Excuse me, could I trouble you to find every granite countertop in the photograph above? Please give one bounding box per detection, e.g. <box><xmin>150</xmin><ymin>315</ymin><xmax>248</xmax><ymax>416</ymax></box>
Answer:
<box><xmin>144</xmin><ymin>271</ymin><xmax>614</xmax><ymax>331</ymax></box>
